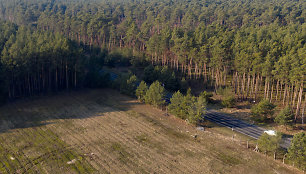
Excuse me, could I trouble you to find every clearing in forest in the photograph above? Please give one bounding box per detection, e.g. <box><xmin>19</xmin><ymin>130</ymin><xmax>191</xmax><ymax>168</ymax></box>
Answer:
<box><xmin>0</xmin><ymin>89</ymin><xmax>301</xmax><ymax>174</ymax></box>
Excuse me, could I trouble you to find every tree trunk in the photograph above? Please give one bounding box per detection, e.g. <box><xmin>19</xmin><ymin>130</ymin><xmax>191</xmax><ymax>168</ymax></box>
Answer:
<box><xmin>188</xmin><ymin>59</ymin><xmax>192</xmax><ymax>79</ymax></box>
<box><xmin>295</xmin><ymin>83</ymin><xmax>303</xmax><ymax>121</ymax></box>
<box><xmin>211</xmin><ymin>68</ymin><xmax>214</xmax><ymax>87</ymax></box>
<box><xmin>181</xmin><ymin>63</ymin><xmax>184</xmax><ymax>73</ymax></box>
<box><xmin>251</xmin><ymin>73</ymin><xmax>255</xmax><ymax>97</ymax></box>
<box><xmin>223</xmin><ymin>67</ymin><xmax>227</xmax><ymax>86</ymax></box>
<box><xmin>198</xmin><ymin>64</ymin><xmax>202</xmax><ymax>80</ymax></box>
<box><xmin>74</xmin><ymin>64</ymin><xmax>77</xmax><ymax>88</ymax></box>
<box><xmin>259</xmin><ymin>75</ymin><xmax>263</xmax><ymax>95</ymax></box>
<box><xmin>232</xmin><ymin>71</ymin><xmax>236</xmax><ymax>93</ymax></box>
<box><xmin>237</xmin><ymin>72</ymin><xmax>240</xmax><ymax>98</ymax></box>
<box><xmin>66</xmin><ymin>60</ymin><xmax>69</xmax><ymax>90</ymax></box>
<box><xmin>55</xmin><ymin>67</ymin><xmax>58</xmax><ymax>91</ymax></box>
<box><xmin>242</xmin><ymin>72</ymin><xmax>246</xmax><ymax>99</ymax></box>
<box><xmin>283</xmin><ymin>84</ymin><xmax>287</xmax><ymax>105</ymax></box>
<box><xmin>287</xmin><ymin>84</ymin><xmax>291</xmax><ymax>106</ymax></box>
<box><xmin>292</xmin><ymin>82</ymin><xmax>299</xmax><ymax>110</ymax></box>
<box><xmin>267</xmin><ymin>80</ymin><xmax>270</xmax><ymax>101</ymax></box>
<box><xmin>264</xmin><ymin>78</ymin><xmax>268</xmax><ymax>99</ymax></box>
<box><xmin>274</xmin><ymin>152</ymin><xmax>276</xmax><ymax>160</ymax></box>
<box><xmin>42</xmin><ymin>64</ymin><xmax>45</xmax><ymax>92</ymax></box>
<box><xmin>276</xmin><ymin>80</ymin><xmax>279</xmax><ymax>101</ymax></box>
<box><xmin>280</xmin><ymin>81</ymin><xmax>283</xmax><ymax>101</ymax></box>
<box><xmin>270</xmin><ymin>81</ymin><xmax>274</xmax><ymax>102</ymax></box>
<box><xmin>302</xmin><ymin>94</ymin><xmax>305</xmax><ymax>125</ymax></box>
<box><xmin>254</xmin><ymin>74</ymin><xmax>259</xmax><ymax>101</ymax></box>
<box><xmin>290</xmin><ymin>83</ymin><xmax>294</xmax><ymax>106</ymax></box>
<box><xmin>246</xmin><ymin>73</ymin><xmax>250</xmax><ymax>99</ymax></box>
<box><xmin>283</xmin><ymin>154</ymin><xmax>286</xmax><ymax>164</ymax></box>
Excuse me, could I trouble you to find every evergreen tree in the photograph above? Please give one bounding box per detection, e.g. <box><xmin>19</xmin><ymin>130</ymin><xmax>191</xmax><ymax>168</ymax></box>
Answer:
<box><xmin>257</xmin><ymin>132</ymin><xmax>282</xmax><ymax>159</ymax></box>
<box><xmin>135</xmin><ymin>81</ymin><xmax>148</xmax><ymax>102</ymax></box>
<box><xmin>288</xmin><ymin>132</ymin><xmax>306</xmax><ymax>170</ymax></box>
<box><xmin>143</xmin><ymin>65</ymin><xmax>156</xmax><ymax>84</ymax></box>
<box><xmin>200</xmin><ymin>91</ymin><xmax>213</xmax><ymax>104</ymax></box>
<box><xmin>168</xmin><ymin>91</ymin><xmax>185</xmax><ymax>119</ymax></box>
<box><xmin>274</xmin><ymin>107</ymin><xmax>294</xmax><ymax>128</ymax></box>
<box><xmin>189</xmin><ymin>94</ymin><xmax>206</xmax><ymax>124</ymax></box>
<box><xmin>251</xmin><ymin>100</ymin><xmax>275</xmax><ymax>122</ymax></box>
<box><xmin>120</xmin><ymin>74</ymin><xmax>138</xmax><ymax>96</ymax></box>
<box><xmin>144</xmin><ymin>81</ymin><xmax>165</xmax><ymax>107</ymax></box>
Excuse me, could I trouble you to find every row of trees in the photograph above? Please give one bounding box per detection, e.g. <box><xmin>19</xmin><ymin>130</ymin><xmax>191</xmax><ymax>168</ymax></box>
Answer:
<box><xmin>168</xmin><ymin>89</ymin><xmax>206</xmax><ymax>124</ymax></box>
<box><xmin>135</xmin><ymin>81</ymin><xmax>206</xmax><ymax>124</ymax></box>
<box><xmin>257</xmin><ymin>132</ymin><xmax>305</xmax><ymax>171</ymax></box>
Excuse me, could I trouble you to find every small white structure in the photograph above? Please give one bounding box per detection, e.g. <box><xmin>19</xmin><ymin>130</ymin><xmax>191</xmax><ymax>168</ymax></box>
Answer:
<box><xmin>264</xmin><ymin>130</ymin><xmax>276</xmax><ymax>136</ymax></box>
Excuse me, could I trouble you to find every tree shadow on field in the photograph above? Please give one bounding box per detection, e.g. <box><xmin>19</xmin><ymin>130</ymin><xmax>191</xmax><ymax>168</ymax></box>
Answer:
<box><xmin>0</xmin><ymin>88</ymin><xmax>137</xmax><ymax>134</ymax></box>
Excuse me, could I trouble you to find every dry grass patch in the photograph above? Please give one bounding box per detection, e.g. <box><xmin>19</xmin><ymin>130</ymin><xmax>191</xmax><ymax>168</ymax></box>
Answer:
<box><xmin>0</xmin><ymin>89</ymin><xmax>302</xmax><ymax>174</ymax></box>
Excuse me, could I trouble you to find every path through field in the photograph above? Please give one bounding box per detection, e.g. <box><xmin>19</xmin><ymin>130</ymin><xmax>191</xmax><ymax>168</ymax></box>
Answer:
<box><xmin>0</xmin><ymin>89</ymin><xmax>301</xmax><ymax>174</ymax></box>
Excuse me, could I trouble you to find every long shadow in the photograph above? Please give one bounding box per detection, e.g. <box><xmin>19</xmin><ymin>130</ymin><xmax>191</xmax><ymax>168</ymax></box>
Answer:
<box><xmin>0</xmin><ymin>88</ymin><xmax>138</xmax><ymax>134</ymax></box>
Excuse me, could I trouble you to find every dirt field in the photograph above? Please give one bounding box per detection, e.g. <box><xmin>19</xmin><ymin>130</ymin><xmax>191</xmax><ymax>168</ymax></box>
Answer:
<box><xmin>0</xmin><ymin>89</ymin><xmax>301</xmax><ymax>174</ymax></box>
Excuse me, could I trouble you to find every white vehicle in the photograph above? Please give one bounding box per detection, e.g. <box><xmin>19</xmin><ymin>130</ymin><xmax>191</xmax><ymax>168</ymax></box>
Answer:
<box><xmin>264</xmin><ymin>130</ymin><xmax>276</xmax><ymax>136</ymax></box>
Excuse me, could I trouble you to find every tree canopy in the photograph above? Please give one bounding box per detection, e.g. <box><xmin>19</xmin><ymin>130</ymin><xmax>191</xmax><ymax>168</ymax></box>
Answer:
<box><xmin>0</xmin><ymin>0</ymin><xmax>304</xmax><ymax>122</ymax></box>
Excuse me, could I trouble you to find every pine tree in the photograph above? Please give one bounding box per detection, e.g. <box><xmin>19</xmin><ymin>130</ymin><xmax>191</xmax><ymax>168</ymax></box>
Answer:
<box><xmin>144</xmin><ymin>81</ymin><xmax>165</xmax><ymax>108</ymax></box>
<box><xmin>288</xmin><ymin>132</ymin><xmax>306</xmax><ymax>170</ymax></box>
<box><xmin>257</xmin><ymin>132</ymin><xmax>282</xmax><ymax>159</ymax></box>
<box><xmin>274</xmin><ymin>107</ymin><xmax>294</xmax><ymax>129</ymax></box>
<box><xmin>136</xmin><ymin>81</ymin><xmax>148</xmax><ymax>102</ymax></box>
<box><xmin>251</xmin><ymin>100</ymin><xmax>275</xmax><ymax>122</ymax></box>
<box><xmin>168</xmin><ymin>91</ymin><xmax>185</xmax><ymax>118</ymax></box>
<box><xmin>190</xmin><ymin>94</ymin><xmax>206</xmax><ymax>124</ymax></box>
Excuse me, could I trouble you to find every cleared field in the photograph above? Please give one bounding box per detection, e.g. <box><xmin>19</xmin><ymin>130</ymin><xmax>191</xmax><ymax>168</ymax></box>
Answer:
<box><xmin>0</xmin><ymin>89</ymin><xmax>301</xmax><ymax>174</ymax></box>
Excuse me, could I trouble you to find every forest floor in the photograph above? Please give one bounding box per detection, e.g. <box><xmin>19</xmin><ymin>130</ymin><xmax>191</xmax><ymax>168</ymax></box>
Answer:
<box><xmin>0</xmin><ymin>89</ymin><xmax>302</xmax><ymax>174</ymax></box>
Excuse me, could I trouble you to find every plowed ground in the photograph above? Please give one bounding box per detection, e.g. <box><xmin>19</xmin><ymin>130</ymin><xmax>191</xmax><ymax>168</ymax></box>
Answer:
<box><xmin>0</xmin><ymin>89</ymin><xmax>301</xmax><ymax>174</ymax></box>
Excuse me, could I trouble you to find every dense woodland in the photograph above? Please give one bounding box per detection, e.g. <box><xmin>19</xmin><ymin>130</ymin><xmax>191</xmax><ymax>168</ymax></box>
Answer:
<box><xmin>0</xmin><ymin>0</ymin><xmax>305</xmax><ymax>121</ymax></box>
